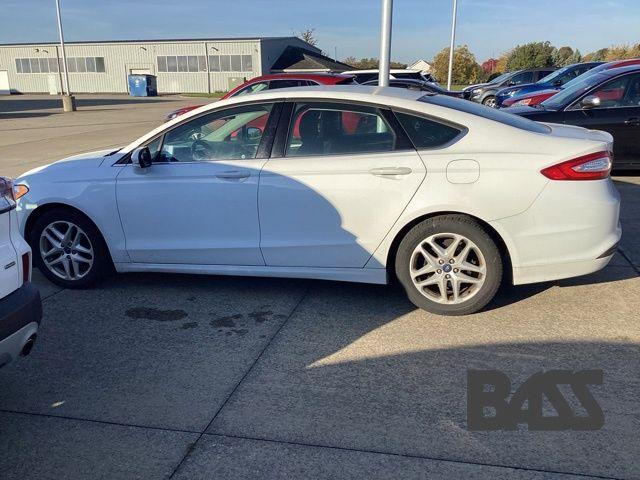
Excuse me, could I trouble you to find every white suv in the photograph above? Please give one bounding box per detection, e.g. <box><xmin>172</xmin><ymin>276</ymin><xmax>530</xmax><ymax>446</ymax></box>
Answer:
<box><xmin>0</xmin><ymin>177</ymin><xmax>41</xmax><ymax>368</ymax></box>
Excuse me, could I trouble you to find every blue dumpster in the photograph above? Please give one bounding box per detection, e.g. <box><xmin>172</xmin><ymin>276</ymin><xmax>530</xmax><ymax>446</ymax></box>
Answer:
<box><xmin>127</xmin><ymin>74</ymin><xmax>157</xmax><ymax>97</ymax></box>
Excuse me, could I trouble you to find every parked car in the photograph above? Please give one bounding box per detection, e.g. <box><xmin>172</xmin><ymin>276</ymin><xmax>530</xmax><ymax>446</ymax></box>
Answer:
<box><xmin>463</xmin><ymin>68</ymin><xmax>556</xmax><ymax>107</ymax></box>
<box><xmin>347</xmin><ymin>69</ymin><xmax>435</xmax><ymax>84</ymax></box>
<box><xmin>503</xmin><ymin>59</ymin><xmax>640</xmax><ymax>108</ymax></box>
<box><xmin>506</xmin><ymin>65</ymin><xmax>640</xmax><ymax>171</ymax></box>
<box><xmin>362</xmin><ymin>78</ymin><xmax>462</xmax><ymax>97</ymax></box>
<box><xmin>164</xmin><ymin>73</ymin><xmax>356</xmax><ymax>122</ymax></box>
<box><xmin>495</xmin><ymin>62</ymin><xmax>603</xmax><ymax>108</ymax></box>
<box><xmin>0</xmin><ymin>177</ymin><xmax>42</xmax><ymax>368</ymax></box>
<box><xmin>15</xmin><ymin>86</ymin><xmax>620</xmax><ymax>316</ymax></box>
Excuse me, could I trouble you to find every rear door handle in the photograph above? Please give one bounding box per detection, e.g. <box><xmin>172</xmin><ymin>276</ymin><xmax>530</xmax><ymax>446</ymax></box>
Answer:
<box><xmin>215</xmin><ymin>170</ymin><xmax>251</xmax><ymax>180</ymax></box>
<box><xmin>624</xmin><ymin>117</ymin><xmax>640</xmax><ymax>126</ymax></box>
<box><xmin>369</xmin><ymin>167</ymin><xmax>412</xmax><ymax>177</ymax></box>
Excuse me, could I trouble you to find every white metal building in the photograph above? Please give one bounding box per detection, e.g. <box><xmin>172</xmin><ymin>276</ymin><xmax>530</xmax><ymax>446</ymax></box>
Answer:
<box><xmin>0</xmin><ymin>36</ymin><xmax>330</xmax><ymax>94</ymax></box>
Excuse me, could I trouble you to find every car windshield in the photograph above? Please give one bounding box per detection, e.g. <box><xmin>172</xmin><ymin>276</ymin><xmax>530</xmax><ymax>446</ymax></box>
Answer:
<box><xmin>537</xmin><ymin>66</ymin><xmax>571</xmax><ymax>84</ymax></box>
<box><xmin>541</xmin><ymin>73</ymin><xmax>607</xmax><ymax>109</ymax></box>
<box><xmin>490</xmin><ymin>72</ymin><xmax>512</xmax><ymax>84</ymax></box>
<box><xmin>419</xmin><ymin>95</ymin><xmax>551</xmax><ymax>134</ymax></box>
<box><xmin>560</xmin><ymin>64</ymin><xmax>608</xmax><ymax>90</ymax></box>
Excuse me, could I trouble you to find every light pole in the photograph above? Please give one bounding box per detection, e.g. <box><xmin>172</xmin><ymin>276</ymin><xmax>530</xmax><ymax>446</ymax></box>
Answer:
<box><xmin>446</xmin><ymin>0</ymin><xmax>458</xmax><ymax>91</ymax></box>
<box><xmin>378</xmin><ymin>0</ymin><xmax>393</xmax><ymax>87</ymax></box>
<box><xmin>55</xmin><ymin>0</ymin><xmax>76</xmax><ymax>111</ymax></box>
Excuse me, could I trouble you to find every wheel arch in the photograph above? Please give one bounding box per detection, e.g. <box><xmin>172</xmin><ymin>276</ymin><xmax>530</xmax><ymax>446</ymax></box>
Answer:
<box><xmin>385</xmin><ymin>211</ymin><xmax>513</xmax><ymax>285</ymax></box>
<box><xmin>24</xmin><ymin>202</ymin><xmax>115</xmax><ymax>268</ymax></box>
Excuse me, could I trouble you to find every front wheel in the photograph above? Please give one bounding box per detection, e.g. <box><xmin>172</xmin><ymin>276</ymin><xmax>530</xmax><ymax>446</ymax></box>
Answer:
<box><xmin>30</xmin><ymin>209</ymin><xmax>111</xmax><ymax>289</ymax></box>
<box><xmin>482</xmin><ymin>96</ymin><xmax>497</xmax><ymax>108</ymax></box>
<box><xmin>395</xmin><ymin>215</ymin><xmax>503</xmax><ymax>316</ymax></box>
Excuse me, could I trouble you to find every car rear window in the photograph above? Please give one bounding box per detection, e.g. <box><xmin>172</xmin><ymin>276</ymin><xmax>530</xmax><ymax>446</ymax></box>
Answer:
<box><xmin>419</xmin><ymin>95</ymin><xmax>551</xmax><ymax>134</ymax></box>
<box><xmin>395</xmin><ymin>112</ymin><xmax>462</xmax><ymax>149</ymax></box>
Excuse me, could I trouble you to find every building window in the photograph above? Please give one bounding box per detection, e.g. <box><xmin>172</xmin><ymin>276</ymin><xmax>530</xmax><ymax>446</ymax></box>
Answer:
<box><xmin>14</xmin><ymin>56</ymin><xmax>105</xmax><ymax>74</ymax></box>
<box><xmin>157</xmin><ymin>55</ymin><xmax>207</xmax><ymax>73</ymax></box>
<box><xmin>208</xmin><ymin>54</ymin><xmax>253</xmax><ymax>72</ymax></box>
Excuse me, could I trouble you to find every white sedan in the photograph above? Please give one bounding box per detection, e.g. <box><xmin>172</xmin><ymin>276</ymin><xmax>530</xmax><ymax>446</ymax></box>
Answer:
<box><xmin>14</xmin><ymin>86</ymin><xmax>621</xmax><ymax>315</ymax></box>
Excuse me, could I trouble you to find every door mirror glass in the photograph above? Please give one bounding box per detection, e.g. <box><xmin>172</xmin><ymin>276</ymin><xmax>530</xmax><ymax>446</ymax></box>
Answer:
<box><xmin>247</xmin><ymin>127</ymin><xmax>262</xmax><ymax>141</ymax></box>
<box><xmin>132</xmin><ymin>146</ymin><xmax>153</xmax><ymax>168</ymax></box>
<box><xmin>581</xmin><ymin>95</ymin><xmax>601</xmax><ymax>109</ymax></box>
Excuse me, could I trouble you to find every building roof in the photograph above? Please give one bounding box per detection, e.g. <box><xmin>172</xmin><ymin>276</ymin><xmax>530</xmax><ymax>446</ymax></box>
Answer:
<box><xmin>270</xmin><ymin>46</ymin><xmax>352</xmax><ymax>73</ymax></box>
<box><xmin>0</xmin><ymin>36</ymin><xmax>316</xmax><ymax>48</ymax></box>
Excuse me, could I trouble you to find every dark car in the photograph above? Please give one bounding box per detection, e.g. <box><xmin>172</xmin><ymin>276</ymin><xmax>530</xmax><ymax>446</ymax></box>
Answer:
<box><xmin>506</xmin><ymin>65</ymin><xmax>640</xmax><ymax>171</ymax></box>
<box><xmin>495</xmin><ymin>62</ymin><xmax>603</xmax><ymax>108</ymax></box>
<box><xmin>362</xmin><ymin>78</ymin><xmax>462</xmax><ymax>97</ymax></box>
<box><xmin>347</xmin><ymin>69</ymin><xmax>436</xmax><ymax>84</ymax></box>
<box><xmin>463</xmin><ymin>68</ymin><xmax>556</xmax><ymax>107</ymax></box>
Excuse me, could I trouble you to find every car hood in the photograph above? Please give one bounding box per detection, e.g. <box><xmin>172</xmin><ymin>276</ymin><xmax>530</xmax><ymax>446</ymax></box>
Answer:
<box><xmin>501</xmin><ymin>105</ymin><xmax>543</xmax><ymax>116</ymax></box>
<box><xmin>463</xmin><ymin>82</ymin><xmax>495</xmax><ymax>92</ymax></box>
<box><xmin>18</xmin><ymin>148</ymin><xmax>119</xmax><ymax>180</ymax></box>
<box><xmin>497</xmin><ymin>82</ymin><xmax>538</xmax><ymax>97</ymax></box>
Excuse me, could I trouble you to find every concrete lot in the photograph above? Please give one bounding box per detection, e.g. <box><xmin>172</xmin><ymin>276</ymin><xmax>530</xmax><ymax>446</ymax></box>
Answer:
<box><xmin>0</xmin><ymin>95</ymin><xmax>639</xmax><ymax>480</ymax></box>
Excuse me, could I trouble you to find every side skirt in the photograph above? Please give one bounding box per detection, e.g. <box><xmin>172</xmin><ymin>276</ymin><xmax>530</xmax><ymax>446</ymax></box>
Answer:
<box><xmin>114</xmin><ymin>263</ymin><xmax>389</xmax><ymax>285</ymax></box>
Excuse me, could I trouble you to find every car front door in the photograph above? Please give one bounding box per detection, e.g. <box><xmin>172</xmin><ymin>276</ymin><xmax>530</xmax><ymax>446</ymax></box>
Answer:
<box><xmin>562</xmin><ymin>73</ymin><xmax>640</xmax><ymax>166</ymax></box>
<box><xmin>116</xmin><ymin>102</ymin><xmax>280</xmax><ymax>265</ymax></box>
<box><xmin>258</xmin><ymin>101</ymin><xmax>426</xmax><ymax>268</ymax></box>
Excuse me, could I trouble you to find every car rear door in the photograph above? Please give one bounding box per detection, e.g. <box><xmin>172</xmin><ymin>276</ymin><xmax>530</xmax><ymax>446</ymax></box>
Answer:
<box><xmin>258</xmin><ymin>101</ymin><xmax>426</xmax><ymax>268</ymax></box>
<box><xmin>562</xmin><ymin>72</ymin><xmax>640</xmax><ymax>166</ymax></box>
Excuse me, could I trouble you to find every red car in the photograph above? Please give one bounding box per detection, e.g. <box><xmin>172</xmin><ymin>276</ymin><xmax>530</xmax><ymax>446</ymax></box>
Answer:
<box><xmin>164</xmin><ymin>73</ymin><xmax>356</xmax><ymax>122</ymax></box>
<box><xmin>503</xmin><ymin>58</ymin><xmax>640</xmax><ymax>107</ymax></box>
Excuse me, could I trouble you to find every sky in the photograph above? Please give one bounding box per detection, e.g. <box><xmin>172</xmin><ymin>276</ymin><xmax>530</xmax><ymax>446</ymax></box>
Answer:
<box><xmin>0</xmin><ymin>0</ymin><xmax>638</xmax><ymax>63</ymax></box>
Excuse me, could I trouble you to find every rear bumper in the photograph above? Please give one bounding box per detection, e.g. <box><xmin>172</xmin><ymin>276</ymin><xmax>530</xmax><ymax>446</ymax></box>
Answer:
<box><xmin>490</xmin><ymin>178</ymin><xmax>622</xmax><ymax>285</ymax></box>
<box><xmin>0</xmin><ymin>282</ymin><xmax>42</xmax><ymax>367</ymax></box>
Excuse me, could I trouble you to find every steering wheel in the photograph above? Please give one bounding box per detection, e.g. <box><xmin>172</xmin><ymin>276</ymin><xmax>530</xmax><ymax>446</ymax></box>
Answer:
<box><xmin>191</xmin><ymin>140</ymin><xmax>217</xmax><ymax>161</ymax></box>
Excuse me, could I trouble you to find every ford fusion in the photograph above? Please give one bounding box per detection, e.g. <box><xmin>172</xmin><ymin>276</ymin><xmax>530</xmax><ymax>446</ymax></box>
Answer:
<box><xmin>14</xmin><ymin>86</ymin><xmax>621</xmax><ymax>316</ymax></box>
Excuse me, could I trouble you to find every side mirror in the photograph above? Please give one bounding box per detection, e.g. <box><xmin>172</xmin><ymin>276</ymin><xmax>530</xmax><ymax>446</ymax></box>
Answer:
<box><xmin>246</xmin><ymin>127</ymin><xmax>262</xmax><ymax>141</ymax></box>
<box><xmin>131</xmin><ymin>146</ymin><xmax>153</xmax><ymax>168</ymax></box>
<box><xmin>581</xmin><ymin>95</ymin><xmax>601</xmax><ymax>110</ymax></box>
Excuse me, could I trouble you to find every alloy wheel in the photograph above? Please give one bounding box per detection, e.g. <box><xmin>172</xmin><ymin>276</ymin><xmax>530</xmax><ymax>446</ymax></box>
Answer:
<box><xmin>39</xmin><ymin>221</ymin><xmax>94</xmax><ymax>281</ymax></box>
<box><xmin>409</xmin><ymin>233</ymin><xmax>487</xmax><ymax>304</ymax></box>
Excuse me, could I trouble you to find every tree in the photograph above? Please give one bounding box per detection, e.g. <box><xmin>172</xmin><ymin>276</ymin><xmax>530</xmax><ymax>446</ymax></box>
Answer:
<box><xmin>298</xmin><ymin>28</ymin><xmax>318</xmax><ymax>47</ymax></box>
<box><xmin>431</xmin><ymin>45</ymin><xmax>483</xmax><ymax>85</ymax></box>
<box><xmin>584</xmin><ymin>48</ymin><xmax>609</xmax><ymax>62</ymax></box>
<box><xmin>341</xmin><ymin>57</ymin><xmax>408</xmax><ymax>69</ymax></box>
<box><xmin>481</xmin><ymin>58</ymin><xmax>499</xmax><ymax>74</ymax></box>
<box><xmin>553</xmin><ymin>46</ymin><xmax>581</xmax><ymax>67</ymax></box>
<box><xmin>604</xmin><ymin>43</ymin><xmax>640</xmax><ymax>61</ymax></box>
<box><xmin>506</xmin><ymin>41</ymin><xmax>556</xmax><ymax>70</ymax></box>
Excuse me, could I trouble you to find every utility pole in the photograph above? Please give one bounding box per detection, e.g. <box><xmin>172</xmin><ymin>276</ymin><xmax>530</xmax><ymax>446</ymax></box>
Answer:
<box><xmin>55</xmin><ymin>0</ymin><xmax>76</xmax><ymax>111</ymax></box>
<box><xmin>446</xmin><ymin>0</ymin><xmax>458</xmax><ymax>91</ymax></box>
<box><xmin>378</xmin><ymin>0</ymin><xmax>393</xmax><ymax>87</ymax></box>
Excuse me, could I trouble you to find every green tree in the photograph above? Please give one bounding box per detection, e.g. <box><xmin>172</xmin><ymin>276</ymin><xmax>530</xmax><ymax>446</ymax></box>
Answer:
<box><xmin>584</xmin><ymin>48</ymin><xmax>609</xmax><ymax>62</ymax></box>
<box><xmin>431</xmin><ymin>45</ymin><xmax>483</xmax><ymax>85</ymax></box>
<box><xmin>342</xmin><ymin>57</ymin><xmax>408</xmax><ymax>69</ymax></box>
<box><xmin>506</xmin><ymin>41</ymin><xmax>556</xmax><ymax>70</ymax></box>
<box><xmin>553</xmin><ymin>46</ymin><xmax>581</xmax><ymax>66</ymax></box>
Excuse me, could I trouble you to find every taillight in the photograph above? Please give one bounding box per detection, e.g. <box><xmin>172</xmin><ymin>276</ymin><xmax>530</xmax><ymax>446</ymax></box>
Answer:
<box><xmin>21</xmin><ymin>252</ymin><xmax>30</xmax><ymax>284</ymax></box>
<box><xmin>513</xmin><ymin>98</ymin><xmax>533</xmax><ymax>106</ymax></box>
<box><xmin>541</xmin><ymin>151</ymin><xmax>612</xmax><ymax>181</ymax></box>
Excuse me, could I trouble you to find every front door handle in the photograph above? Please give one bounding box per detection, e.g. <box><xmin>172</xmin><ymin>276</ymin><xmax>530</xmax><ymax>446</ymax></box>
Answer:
<box><xmin>215</xmin><ymin>170</ymin><xmax>251</xmax><ymax>180</ymax></box>
<box><xmin>369</xmin><ymin>167</ymin><xmax>412</xmax><ymax>177</ymax></box>
<box><xmin>624</xmin><ymin>117</ymin><xmax>640</xmax><ymax>126</ymax></box>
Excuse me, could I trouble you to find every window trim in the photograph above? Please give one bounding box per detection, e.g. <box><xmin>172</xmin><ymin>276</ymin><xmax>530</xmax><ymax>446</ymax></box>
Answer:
<box><xmin>271</xmin><ymin>99</ymin><xmax>415</xmax><ymax>159</ymax></box>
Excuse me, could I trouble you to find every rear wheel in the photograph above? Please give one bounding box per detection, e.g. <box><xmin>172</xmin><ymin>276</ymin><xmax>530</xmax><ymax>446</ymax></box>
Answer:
<box><xmin>395</xmin><ymin>215</ymin><xmax>502</xmax><ymax>316</ymax></box>
<box><xmin>30</xmin><ymin>209</ymin><xmax>111</xmax><ymax>289</ymax></box>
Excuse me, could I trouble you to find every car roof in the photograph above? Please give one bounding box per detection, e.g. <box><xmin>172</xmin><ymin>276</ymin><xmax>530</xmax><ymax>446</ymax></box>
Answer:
<box><xmin>346</xmin><ymin>69</ymin><xmax>422</xmax><ymax>74</ymax></box>
<box><xmin>248</xmin><ymin>73</ymin><xmax>354</xmax><ymax>83</ymax></box>
<box><xmin>597</xmin><ymin>64</ymin><xmax>640</xmax><ymax>78</ymax></box>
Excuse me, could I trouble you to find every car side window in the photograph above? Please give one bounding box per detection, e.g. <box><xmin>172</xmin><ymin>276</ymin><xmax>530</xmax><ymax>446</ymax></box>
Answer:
<box><xmin>395</xmin><ymin>112</ymin><xmax>462</xmax><ymax>149</ymax></box>
<box><xmin>509</xmin><ymin>71</ymin><xmax>534</xmax><ymax>85</ymax></box>
<box><xmin>156</xmin><ymin>103</ymin><xmax>273</xmax><ymax>163</ymax></box>
<box><xmin>285</xmin><ymin>102</ymin><xmax>397</xmax><ymax>157</ymax></box>
<box><xmin>589</xmin><ymin>74</ymin><xmax>640</xmax><ymax>108</ymax></box>
<box><xmin>269</xmin><ymin>79</ymin><xmax>309</xmax><ymax>90</ymax></box>
<box><xmin>233</xmin><ymin>81</ymin><xmax>269</xmax><ymax>97</ymax></box>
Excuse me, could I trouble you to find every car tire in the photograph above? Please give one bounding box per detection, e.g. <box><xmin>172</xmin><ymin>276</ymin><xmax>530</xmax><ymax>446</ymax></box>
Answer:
<box><xmin>30</xmin><ymin>208</ymin><xmax>111</xmax><ymax>289</ymax></box>
<box><xmin>395</xmin><ymin>215</ymin><xmax>502</xmax><ymax>316</ymax></box>
<box><xmin>482</xmin><ymin>96</ymin><xmax>497</xmax><ymax>108</ymax></box>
